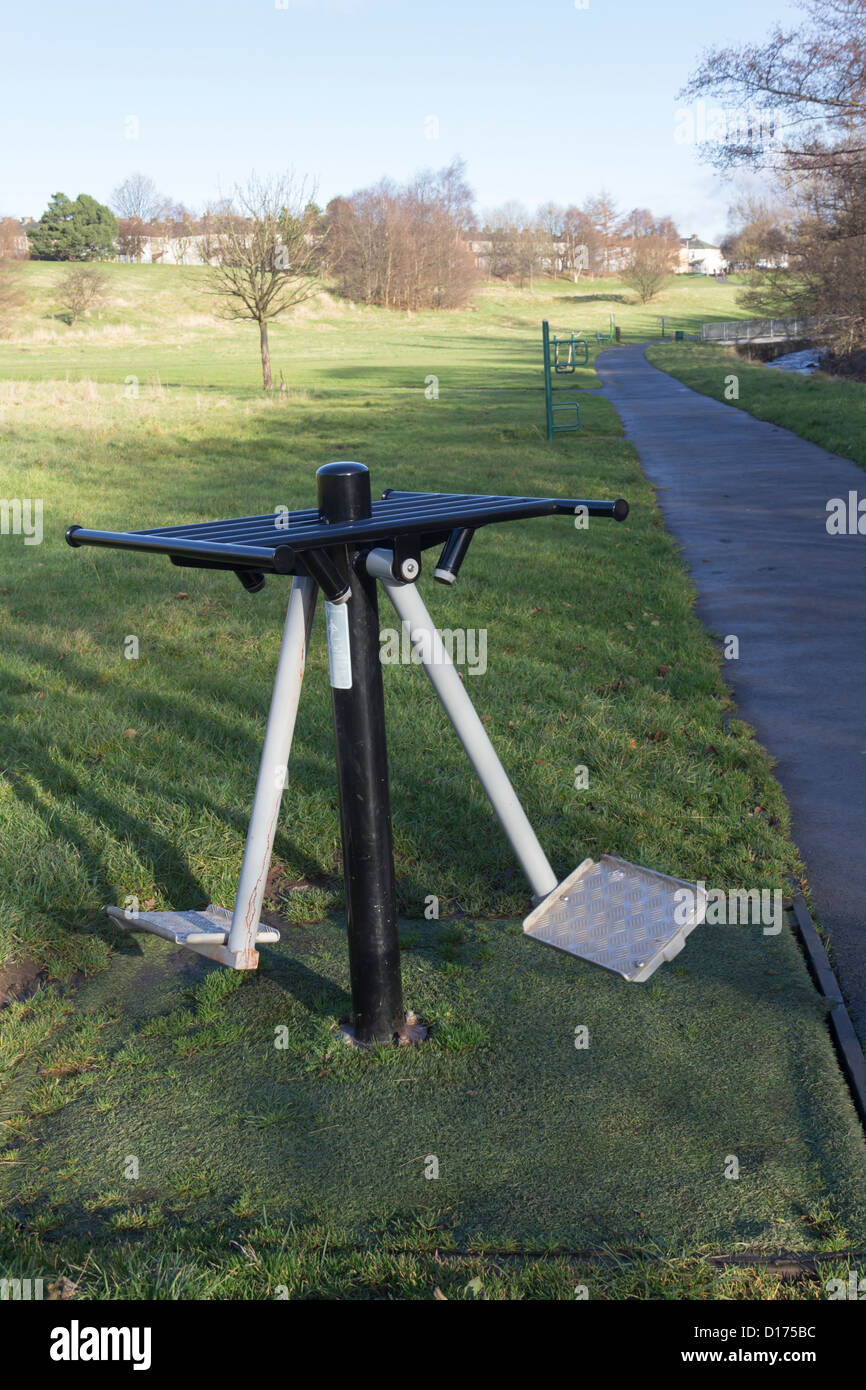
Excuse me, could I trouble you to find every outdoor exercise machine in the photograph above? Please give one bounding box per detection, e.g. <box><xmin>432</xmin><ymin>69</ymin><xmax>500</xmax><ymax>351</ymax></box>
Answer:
<box><xmin>67</xmin><ymin>463</ymin><xmax>707</xmax><ymax>1045</ymax></box>
<box><xmin>542</xmin><ymin>320</ymin><xmax>588</xmax><ymax>440</ymax></box>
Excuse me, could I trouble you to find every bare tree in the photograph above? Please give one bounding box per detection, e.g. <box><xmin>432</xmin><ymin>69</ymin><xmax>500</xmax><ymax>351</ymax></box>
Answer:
<box><xmin>482</xmin><ymin>202</ymin><xmax>539</xmax><ymax>284</ymax></box>
<box><xmin>561</xmin><ymin>205</ymin><xmax>597</xmax><ymax>282</ymax></box>
<box><xmin>423</xmin><ymin>158</ymin><xmax>475</xmax><ymax>232</ymax></box>
<box><xmin>405</xmin><ymin>160</ymin><xmax>478</xmax><ymax>306</ymax></box>
<box><xmin>721</xmin><ymin>194</ymin><xmax>791</xmax><ymax>270</ymax></box>
<box><xmin>682</xmin><ymin>0</ymin><xmax>866</xmax><ymax>352</ymax></box>
<box><xmin>680</xmin><ymin>0</ymin><xmax>866</xmax><ymax>178</ymax></box>
<box><xmin>622</xmin><ymin>207</ymin><xmax>658</xmax><ymax>239</ymax></box>
<box><xmin>482</xmin><ymin>204</ymin><xmax>521</xmax><ymax>280</ymax></box>
<box><xmin>112</xmin><ymin>174</ymin><xmax>168</xmax><ymax>262</ymax></box>
<box><xmin>0</xmin><ymin>217</ymin><xmax>28</xmax><ymax>261</ymax></box>
<box><xmin>536</xmin><ymin>202</ymin><xmax>564</xmax><ymax>238</ymax></box>
<box><xmin>0</xmin><ymin>265</ymin><xmax>23</xmax><ymax>337</ymax></box>
<box><xmin>622</xmin><ymin>234</ymin><xmax>680</xmax><ymax>302</ymax></box>
<box><xmin>327</xmin><ymin>162</ymin><xmax>477</xmax><ymax>310</ymax></box>
<box><xmin>0</xmin><ymin>215</ymin><xmax>26</xmax><ymax>335</ymax></box>
<box><xmin>583</xmin><ymin>190</ymin><xmax>622</xmax><ymax>273</ymax></box>
<box><xmin>111</xmin><ymin>173</ymin><xmax>166</xmax><ymax>223</ymax></box>
<box><xmin>206</xmin><ymin>172</ymin><xmax>321</xmax><ymax>389</ymax></box>
<box><xmin>57</xmin><ymin>264</ymin><xmax>109</xmax><ymax>324</ymax></box>
<box><xmin>502</xmin><ymin>206</ymin><xmax>545</xmax><ymax>289</ymax></box>
<box><xmin>115</xmin><ymin>219</ymin><xmax>146</xmax><ymax>262</ymax></box>
<box><xmin>535</xmin><ymin>202</ymin><xmax>565</xmax><ymax>276</ymax></box>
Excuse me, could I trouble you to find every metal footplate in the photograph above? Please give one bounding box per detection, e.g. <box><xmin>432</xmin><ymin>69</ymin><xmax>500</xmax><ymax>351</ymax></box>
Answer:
<box><xmin>523</xmin><ymin>856</ymin><xmax>707</xmax><ymax>983</ymax></box>
<box><xmin>106</xmin><ymin>904</ymin><xmax>279</xmax><ymax>965</ymax></box>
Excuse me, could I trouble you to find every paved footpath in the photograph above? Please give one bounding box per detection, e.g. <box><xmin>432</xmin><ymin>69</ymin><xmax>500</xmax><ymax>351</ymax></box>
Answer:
<box><xmin>599</xmin><ymin>344</ymin><xmax>866</xmax><ymax>1043</ymax></box>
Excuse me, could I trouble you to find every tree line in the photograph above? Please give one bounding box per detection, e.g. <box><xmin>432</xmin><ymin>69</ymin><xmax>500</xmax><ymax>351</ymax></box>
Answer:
<box><xmin>6</xmin><ymin>165</ymin><xmax>682</xmax><ymax>297</ymax></box>
<box><xmin>683</xmin><ymin>0</ymin><xmax>866</xmax><ymax>361</ymax></box>
<box><xmin>1</xmin><ymin>164</ymin><xmax>684</xmax><ymax>384</ymax></box>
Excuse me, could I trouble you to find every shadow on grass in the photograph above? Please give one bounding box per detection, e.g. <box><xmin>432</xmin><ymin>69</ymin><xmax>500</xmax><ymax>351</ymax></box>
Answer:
<box><xmin>3</xmin><ymin>916</ymin><xmax>865</xmax><ymax>1260</ymax></box>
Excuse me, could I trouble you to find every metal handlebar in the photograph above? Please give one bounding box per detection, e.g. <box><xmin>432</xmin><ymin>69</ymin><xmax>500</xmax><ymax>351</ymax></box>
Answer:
<box><xmin>66</xmin><ymin>485</ymin><xmax>629</xmax><ymax>593</ymax></box>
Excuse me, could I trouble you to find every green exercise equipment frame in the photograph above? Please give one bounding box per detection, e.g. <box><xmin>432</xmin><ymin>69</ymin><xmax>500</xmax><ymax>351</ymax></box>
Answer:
<box><xmin>542</xmin><ymin>320</ymin><xmax>588</xmax><ymax>440</ymax></box>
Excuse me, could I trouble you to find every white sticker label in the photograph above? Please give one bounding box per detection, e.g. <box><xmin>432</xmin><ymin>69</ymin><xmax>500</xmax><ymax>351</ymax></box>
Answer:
<box><xmin>325</xmin><ymin>600</ymin><xmax>352</xmax><ymax>689</ymax></box>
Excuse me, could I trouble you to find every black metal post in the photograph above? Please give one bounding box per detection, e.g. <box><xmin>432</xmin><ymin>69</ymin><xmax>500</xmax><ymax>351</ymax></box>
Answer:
<box><xmin>317</xmin><ymin>461</ymin><xmax>404</xmax><ymax>1044</ymax></box>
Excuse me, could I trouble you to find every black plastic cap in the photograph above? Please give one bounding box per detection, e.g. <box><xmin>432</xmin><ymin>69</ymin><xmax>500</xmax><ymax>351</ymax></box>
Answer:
<box><xmin>65</xmin><ymin>524</ymin><xmax>82</xmax><ymax>547</ymax></box>
<box><xmin>434</xmin><ymin>527</ymin><xmax>474</xmax><ymax>584</ymax></box>
<box><xmin>613</xmin><ymin>498</ymin><xmax>629</xmax><ymax>522</ymax></box>
<box><xmin>235</xmin><ymin>569</ymin><xmax>266</xmax><ymax>593</ymax></box>
<box><xmin>317</xmin><ymin>461</ymin><xmax>371</xmax><ymax>524</ymax></box>
<box><xmin>272</xmin><ymin>545</ymin><xmax>296</xmax><ymax>574</ymax></box>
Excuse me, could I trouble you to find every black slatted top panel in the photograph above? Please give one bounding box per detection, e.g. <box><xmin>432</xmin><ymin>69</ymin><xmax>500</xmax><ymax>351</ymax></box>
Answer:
<box><xmin>67</xmin><ymin>488</ymin><xmax>624</xmax><ymax>573</ymax></box>
<box><xmin>68</xmin><ymin>491</ymin><xmax>553</xmax><ymax>573</ymax></box>
<box><xmin>135</xmin><ymin>491</ymin><xmax>554</xmax><ymax>546</ymax></box>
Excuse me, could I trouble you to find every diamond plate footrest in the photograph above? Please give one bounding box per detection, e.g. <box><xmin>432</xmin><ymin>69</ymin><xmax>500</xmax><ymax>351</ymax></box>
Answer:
<box><xmin>105</xmin><ymin>904</ymin><xmax>280</xmax><ymax>947</ymax></box>
<box><xmin>523</xmin><ymin>856</ymin><xmax>706</xmax><ymax>983</ymax></box>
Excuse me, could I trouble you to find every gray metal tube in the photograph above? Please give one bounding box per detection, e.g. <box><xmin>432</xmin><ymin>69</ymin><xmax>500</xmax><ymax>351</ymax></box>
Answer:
<box><xmin>367</xmin><ymin>549</ymin><xmax>558</xmax><ymax>901</ymax></box>
<box><xmin>227</xmin><ymin>575</ymin><xmax>318</xmax><ymax>963</ymax></box>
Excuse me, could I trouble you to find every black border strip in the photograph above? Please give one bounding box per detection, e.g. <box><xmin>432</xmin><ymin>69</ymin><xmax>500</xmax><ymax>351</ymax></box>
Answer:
<box><xmin>791</xmin><ymin>892</ymin><xmax>866</xmax><ymax>1128</ymax></box>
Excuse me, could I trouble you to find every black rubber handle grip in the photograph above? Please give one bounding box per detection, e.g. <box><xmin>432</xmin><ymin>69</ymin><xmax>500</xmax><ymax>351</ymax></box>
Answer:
<box><xmin>552</xmin><ymin>498</ymin><xmax>629</xmax><ymax>521</ymax></box>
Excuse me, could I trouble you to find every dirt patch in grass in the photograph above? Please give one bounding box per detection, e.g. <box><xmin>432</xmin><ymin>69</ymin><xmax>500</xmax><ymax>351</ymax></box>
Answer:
<box><xmin>0</xmin><ymin>957</ymin><xmax>44</xmax><ymax>1007</ymax></box>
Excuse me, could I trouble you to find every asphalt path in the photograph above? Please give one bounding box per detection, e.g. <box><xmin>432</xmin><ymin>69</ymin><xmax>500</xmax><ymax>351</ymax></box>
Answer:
<box><xmin>599</xmin><ymin>344</ymin><xmax>866</xmax><ymax>1043</ymax></box>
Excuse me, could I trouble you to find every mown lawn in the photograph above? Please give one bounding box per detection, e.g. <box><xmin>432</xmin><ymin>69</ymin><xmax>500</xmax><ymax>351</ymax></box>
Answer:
<box><xmin>647</xmin><ymin>342</ymin><xmax>866</xmax><ymax>469</ymax></box>
<box><xmin>0</xmin><ymin>262</ymin><xmax>749</xmax><ymax>394</ymax></box>
<box><xmin>3</xmin><ymin>906</ymin><xmax>865</xmax><ymax>1299</ymax></box>
<box><xmin>2</xmin><ymin>270</ymin><xmax>865</xmax><ymax>1298</ymax></box>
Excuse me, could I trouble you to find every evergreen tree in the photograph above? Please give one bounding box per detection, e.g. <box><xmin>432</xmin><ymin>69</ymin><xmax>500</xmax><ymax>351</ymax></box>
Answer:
<box><xmin>28</xmin><ymin>193</ymin><xmax>118</xmax><ymax>261</ymax></box>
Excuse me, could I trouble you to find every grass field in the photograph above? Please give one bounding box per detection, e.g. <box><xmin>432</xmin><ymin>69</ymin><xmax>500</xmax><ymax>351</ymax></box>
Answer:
<box><xmin>0</xmin><ymin>262</ymin><xmax>747</xmax><ymax>394</ymax></box>
<box><xmin>2</xmin><ymin>265</ymin><xmax>865</xmax><ymax>1299</ymax></box>
<box><xmin>647</xmin><ymin>342</ymin><xmax>866</xmax><ymax>469</ymax></box>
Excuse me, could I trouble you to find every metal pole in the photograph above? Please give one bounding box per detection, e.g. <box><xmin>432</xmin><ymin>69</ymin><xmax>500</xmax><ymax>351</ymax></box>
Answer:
<box><xmin>226</xmin><ymin>574</ymin><xmax>318</xmax><ymax>966</ymax></box>
<box><xmin>367</xmin><ymin>549</ymin><xmax>559</xmax><ymax>903</ymax></box>
<box><xmin>542</xmin><ymin>319</ymin><xmax>554</xmax><ymax>440</ymax></box>
<box><xmin>318</xmin><ymin>463</ymin><xmax>403</xmax><ymax>1045</ymax></box>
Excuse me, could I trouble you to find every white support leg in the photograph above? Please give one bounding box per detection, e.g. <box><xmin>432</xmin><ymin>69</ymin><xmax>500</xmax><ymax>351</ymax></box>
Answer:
<box><xmin>366</xmin><ymin>550</ymin><xmax>707</xmax><ymax>985</ymax></box>
<box><xmin>366</xmin><ymin>549</ymin><xmax>558</xmax><ymax>901</ymax></box>
<box><xmin>225</xmin><ymin>573</ymin><xmax>318</xmax><ymax>966</ymax></box>
<box><xmin>107</xmin><ymin>574</ymin><xmax>318</xmax><ymax>967</ymax></box>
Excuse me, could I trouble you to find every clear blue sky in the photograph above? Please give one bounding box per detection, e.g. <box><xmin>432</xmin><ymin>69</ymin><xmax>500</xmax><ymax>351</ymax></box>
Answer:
<box><xmin>2</xmin><ymin>0</ymin><xmax>797</xmax><ymax>241</ymax></box>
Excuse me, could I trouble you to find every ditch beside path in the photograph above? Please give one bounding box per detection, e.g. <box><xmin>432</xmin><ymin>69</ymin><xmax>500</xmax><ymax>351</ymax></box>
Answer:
<box><xmin>598</xmin><ymin>343</ymin><xmax>866</xmax><ymax>1043</ymax></box>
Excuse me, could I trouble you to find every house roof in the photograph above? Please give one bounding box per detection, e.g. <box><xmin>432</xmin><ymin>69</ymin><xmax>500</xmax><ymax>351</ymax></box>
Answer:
<box><xmin>682</xmin><ymin>236</ymin><xmax>720</xmax><ymax>251</ymax></box>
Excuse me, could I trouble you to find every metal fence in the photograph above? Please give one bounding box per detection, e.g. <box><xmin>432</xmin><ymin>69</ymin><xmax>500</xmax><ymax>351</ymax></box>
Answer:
<box><xmin>700</xmin><ymin>316</ymin><xmax>834</xmax><ymax>344</ymax></box>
